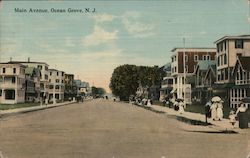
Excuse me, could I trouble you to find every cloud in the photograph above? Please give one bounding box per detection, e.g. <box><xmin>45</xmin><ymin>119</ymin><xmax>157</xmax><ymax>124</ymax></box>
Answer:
<box><xmin>82</xmin><ymin>25</ymin><xmax>118</xmax><ymax>47</ymax></box>
<box><xmin>122</xmin><ymin>11</ymin><xmax>155</xmax><ymax>38</ymax></box>
<box><xmin>92</xmin><ymin>13</ymin><xmax>116</xmax><ymax>23</ymax></box>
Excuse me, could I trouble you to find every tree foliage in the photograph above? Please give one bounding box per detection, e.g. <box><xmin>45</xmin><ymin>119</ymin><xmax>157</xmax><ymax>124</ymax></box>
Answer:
<box><xmin>92</xmin><ymin>86</ymin><xmax>106</xmax><ymax>98</ymax></box>
<box><xmin>109</xmin><ymin>64</ymin><xmax>165</xmax><ymax>101</ymax></box>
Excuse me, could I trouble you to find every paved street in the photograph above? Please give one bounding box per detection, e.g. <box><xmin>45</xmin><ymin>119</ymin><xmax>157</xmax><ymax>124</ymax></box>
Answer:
<box><xmin>0</xmin><ymin>99</ymin><xmax>249</xmax><ymax>158</ymax></box>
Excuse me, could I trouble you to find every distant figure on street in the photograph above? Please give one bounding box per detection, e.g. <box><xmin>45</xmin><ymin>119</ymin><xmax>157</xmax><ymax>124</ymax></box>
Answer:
<box><xmin>216</xmin><ymin>101</ymin><xmax>223</xmax><ymax>121</ymax></box>
<box><xmin>178</xmin><ymin>100</ymin><xmax>184</xmax><ymax>114</ymax></box>
<box><xmin>229</xmin><ymin>110</ymin><xmax>236</xmax><ymax>127</ymax></box>
<box><xmin>210</xmin><ymin>101</ymin><xmax>218</xmax><ymax>121</ymax></box>
<box><xmin>174</xmin><ymin>100</ymin><xmax>179</xmax><ymax>111</ymax></box>
<box><xmin>205</xmin><ymin>100</ymin><xmax>212</xmax><ymax>123</ymax></box>
<box><xmin>236</xmin><ymin>103</ymin><xmax>248</xmax><ymax>129</ymax></box>
<box><xmin>147</xmin><ymin>99</ymin><xmax>152</xmax><ymax>107</ymax></box>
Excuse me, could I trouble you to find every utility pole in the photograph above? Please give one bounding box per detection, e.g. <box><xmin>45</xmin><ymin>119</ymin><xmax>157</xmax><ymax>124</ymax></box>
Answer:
<box><xmin>183</xmin><ymin>38</ymin><xmax>186</xmax><ymax>108</ymax></box>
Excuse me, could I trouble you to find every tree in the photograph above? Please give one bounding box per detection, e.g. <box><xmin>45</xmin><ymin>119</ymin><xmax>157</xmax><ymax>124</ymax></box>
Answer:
<box><xmin>91</xmin><ymin>86</ymin><xmax>106</xmax><ymax>98</ymax></box>
<box><xmin>109</xmin><ymin>64</ymin><xmax>166</xmax><ymax>101</ymax></box>
<box><xmin>109</xmin><ymin>65</ymin><xmax>138</xmax><ymax>101</ymax></box>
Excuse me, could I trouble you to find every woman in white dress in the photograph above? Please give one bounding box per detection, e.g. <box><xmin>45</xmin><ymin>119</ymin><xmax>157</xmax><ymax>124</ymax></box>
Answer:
<box><xmin>216</xmin><ymin>101</ymin><xmax>223</xmax><ymax>121</ymax></box>
<box><xmin>210</xmin><ymin>102</ymin><xmax>218</xmax><ymax>121</ymax></box>
<box><xmin>178</xmin><ymin>101</ymin><xmax>184</xmax><ymax>114</ymax></box>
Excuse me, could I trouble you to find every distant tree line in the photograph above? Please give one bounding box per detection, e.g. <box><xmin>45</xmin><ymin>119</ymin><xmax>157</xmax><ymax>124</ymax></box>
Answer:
<box><xmin>109</xmin><ymin>64</ymin><xmax>165</xmax><ymax>101</ymax></box>
<box><xmin>91</xmin><ymin>86</ymin><xmax>106</xmax><ymax>98</ymax></box>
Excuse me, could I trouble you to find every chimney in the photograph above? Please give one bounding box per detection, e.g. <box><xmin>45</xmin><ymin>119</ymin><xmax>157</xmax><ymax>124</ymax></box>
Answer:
<box><xmin>28</xmin><ymin>57</ymin><xmax>30</xmax><ymax>62</ymax></box>
<box><xmin>10</xmin><ymin>57</ymin><xmax>12</xmax><ymax>62</ymax></box>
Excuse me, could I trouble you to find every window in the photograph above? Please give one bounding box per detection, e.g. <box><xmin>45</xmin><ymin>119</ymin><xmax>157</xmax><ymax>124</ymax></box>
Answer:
<box><xmin>203</xmin><ymin>55</ymin><xmax>206</xmax><ymax>60</ymax></box>
<box><xmin>62</xmin><ymin>80</ymin><xmax>64</xmax><ymax>83</ymax></box>
<box><xmin>224</xmin><ymin>42</ymin><xmax>227</xmax><ymax>51</ymax></box>
<box><xmin>50</xmin><ymin>72</ymin><xmax>52</xmax><ymax>76</ymax></box>
<box><xmin>185</xmin><ymin>65</ymin><xmax>188</xmax><ymax>72</ymax></box>
<box><xmin>56</xmin><ymin>79</ymin><xmax>60</xmax><ymax>83</ymax></box>
<box><xmin>174</xmin><ymin>67</ymin><xmax>177</xmax><ymax>72</ymax></box>
<box><xmin>2</xmin><ymin>68</ymin><xmax>5</xmax><ymax>73</ymax></box>
<box><xmin>224</xmin><ymin>54</ymin><xmax>227</xmax><ymax>65</ymax></box>
<box><xmin>207</xmin><ymin>55</ymin><xmax>210</xmax><ymax>60</ymax></box>
<box><xmin>237</xmin><ymin>53</ymin><xmax>242</xmax><ymax>58</ymax></box>
<box><xmin>217</xmin><ymin>57</ymin><xmax>220</xmax><ymax>66</ymax></box>
<box><xmin>57</xmin><ymin>72</ymin><xmax>59</xmax><ymax>76</ymax></box>
<box><xmin>235</xmin><ymin>40</ymin><xmax>243</xmax><ymax>49</ymax></box>
<box><xmin>49</xmin><ymin>79</ymin><xmax>51</xmax><ymax>82</ymax></box>
<box><xmin>225</xmin><ymin>68</ymin><xmax>228</xmax><ymax>80</ymax></box>
<box><xmin>194</xmin><ymin>55</ymin><xmax>198</xmax><ymax>61</ymax></box>
<box><xmin>218</xmin><ymin>74</ymin><xmax>221</xmax><ymax>81</ymax></box>
<box><xmin>5</xmin><ymin>90</ymin><xmax>15</xmax><ymax>100</ymax></box>
<box><xmin>0</xmin><ymin>89</ymin><xmax>2</xmax><ymax>96</ymax></box>
<box><xmin>45</xmin><ymin>66</ymin><xmax>48</xmax><ymax>71</ymax></box>
<box><xmin>185</xmin><ymin>55</ymin><xmax>188</xmax><ymax>62</ymax></box>
<box><xmin>13</xmin><ymin>68</ymin><xmax>16</xmax><ymax>74</ymax></box>
<box><xmin>55</xmin><ymin>85</ymin><xmax>60</xmax><ymax>89</ymax></box>
<box><xmin>49</xmin><ymin>85</ymin><xmax>54</xmax><ymax>89</ymax></box>
<box><xmin>172</xmin><ymin>57</ymin><xmax>174</xmax><ymax>62</ymax></box>
<box><xmin>62</xmin><ymin>72</ymin><xmax>64</xmax><ymax>76</ymax></box>
<box><xmin>12</xmin><ymin>77</ymin><xmax>16</xmax><ymax>83</ymax></box>
<box><xmin>37</xmin><ymin>65</ymin><xmax>42</xmax><ymax>70</ymax></box>
<box><xmin>45</xmin><ymin>75</ymin><xmax>48</xmax><ymax>80</ymax></box>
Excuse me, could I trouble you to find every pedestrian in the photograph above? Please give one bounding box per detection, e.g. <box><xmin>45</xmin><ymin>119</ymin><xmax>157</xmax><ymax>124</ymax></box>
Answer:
<box><xmin>236</xmin><ymin>103</ymin><xmax>248</xmax><ymax>129</ymax></box>
<box><xmin>174</xmin><ymin>100</ymin><xmax>179</xmax><ymax>111</ymax></box>
<box><xmin>178</xmin><ymin>100</ymin><xmax>184</xmax><ymax>114</ymax></box>
<box><xmin>210</xmin><ymin>101</ymin><xmax>218</xmax><ymax>121</ymax></box>
<box><xmin>216</xmin><ymin>101</ymin><xmax>223</xmax><ymax>121</ymax></box>
<box><xmin>147</xmin><ymin>99</ymin><xmax>152</xmax><ymax>107</ymax></box>
<box><xmin>229</xmin><ymin>110</ymin><xmax>236</xmax><ymax>127</ymax></box>
<box><xmin>205</xmin><ymin>100</ymin><xmax>212</xmax><ymax>123</ymax></box>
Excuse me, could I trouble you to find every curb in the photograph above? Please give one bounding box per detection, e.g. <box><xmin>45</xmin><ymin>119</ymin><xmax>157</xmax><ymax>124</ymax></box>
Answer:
<box><xmin>0</xmin><ymin>101</ymin><xmax>77</xmax><ymax>118</ymax></box>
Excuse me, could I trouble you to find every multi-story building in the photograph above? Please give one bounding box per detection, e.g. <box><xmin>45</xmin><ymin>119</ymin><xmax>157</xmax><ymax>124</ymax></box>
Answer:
<box><xmin>231</xmin><ymin>56</ymin><xmax>250</xmax><ymax>108</ymax></box>
<box><xmin>193</xmin><ymin>60</ymin><xmax>216</xmax><ymax>104</ymax></box>
<box><xmin>0</xmin><ymin>63</ymin><xmax>26</xmax><ymax>104</ymax></box>
<box><xmin>64</xmin><ymin>74</ymin><xmax>76</xmax><ymax>101</ymax></box>
<box><xmin>171</xmin><ymin>48</ymin><xmax>216</xmax><ymax>104</ymax></box>
<box><xmin>9</xmin><ymin>59</ymin><xmax>49</xmax><ymax>101</ymax></box>
<box><xmin>214</xmin><ymin>35</ymin><xmax>250</xmax><ymax>105</ymax></box>
<box><xmin>159</xmin><ymin>63</ymin><xmax>173</xmax><ymax>101</ymax></box>
<box><xmin>48</xmin><ymin>69</ymin><xmax>65</xmax><ymax>103</ymax></box>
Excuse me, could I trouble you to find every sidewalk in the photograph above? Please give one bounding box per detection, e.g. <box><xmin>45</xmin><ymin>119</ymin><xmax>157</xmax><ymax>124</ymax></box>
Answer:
<box><xmin>150</xmin><ymin>104</ymin><xmax>249</xmax><ymax>133</ymax></box>
<box><xmin>0</xmin><ymin>101</ymin><xmax>77</xmax><ymax>117</ymax></box>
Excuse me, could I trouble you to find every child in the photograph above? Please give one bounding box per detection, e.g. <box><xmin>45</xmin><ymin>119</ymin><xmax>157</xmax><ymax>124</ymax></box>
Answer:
<box><xmin>229</xmin><ymin>110</ymin><xmax>236</xmax><ymax>127</ymax></box>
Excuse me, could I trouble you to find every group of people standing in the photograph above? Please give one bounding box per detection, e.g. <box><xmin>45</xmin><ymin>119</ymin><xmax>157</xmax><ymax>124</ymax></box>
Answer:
<box><xmin>208</xmin><ymin>100</ymin><xmax>224</xmax><ymax>121</ymax></box>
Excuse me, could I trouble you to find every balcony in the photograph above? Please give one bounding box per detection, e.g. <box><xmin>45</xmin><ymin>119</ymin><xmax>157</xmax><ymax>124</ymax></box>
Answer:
<box><xmin>235</xmin><ymin>79</ymin><xmax>250</xmax><ymax>85</ymax></box>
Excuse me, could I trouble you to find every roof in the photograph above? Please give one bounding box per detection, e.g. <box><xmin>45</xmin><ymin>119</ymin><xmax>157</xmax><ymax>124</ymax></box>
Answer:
<box><xmin>0</xmin><ymin>62</ymin><xmax>26</xmax><ymax>67</ymax></box>
<box><xmin>214</xmin><ymin>35</ymin><xmax>250</xmax><ymax>44</ymax></box>
<box><xmin>48</xmin><ymin>69</ymin><xmax>64</xmax><ymax>73</ymax></box>
<box><xmin>194</xmin><ymin>60</ymin><xmax>216</xmax><ymax>74</ymax></box>
<box><xmin>171</xmin><ymin>47</ymin><xmax>216</xmax><ymax>52</ymax></box>
<box><xmin>238</xmin><ymin>56</ymin><xmax>250</xmax><ymax>71</ymax></box>
<box><xmin>8</xmin><ymin>61</ymin><xmax>49</xmax><ymax>65</ymax></box>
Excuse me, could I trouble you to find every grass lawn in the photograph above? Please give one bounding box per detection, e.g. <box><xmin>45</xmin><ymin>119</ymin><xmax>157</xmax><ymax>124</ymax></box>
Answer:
<box><xmin>0</xmin><ymin>103</ymin><xmax>40</xmax><ymax>110</ymax></box>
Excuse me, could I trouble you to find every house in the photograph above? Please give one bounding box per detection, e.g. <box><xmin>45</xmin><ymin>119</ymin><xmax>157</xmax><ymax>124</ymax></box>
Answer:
<box><xmin>9</xmin><ymin>59</ymin><xmax>49</xmax><ymax>102</ymax></box>
<box><xmin>159</xmin><ymin>63</ymin><xmax>173</xmax><ymax>101</ymax></box>
<box><xmin>214</xmin><ymin>35</ymin><xmax>250</xmax><ymax>105</ymax></box>
<box><xmin>193</xmin><ymin>60</ymin><xmax>216</xmax><ymax>104</ymax></box>
<box><xmin>48</xmin><ymin>69</ymin><xmax>65</xmax><ymax>103</ymax></box>
<box><xmin>24</xmin><ymin>67</ymin><xmax>41</xmax><ymax>102</ymax></box>
<box><xmin>231</xmin><ymin>56</ymin><xmax>250</xmax><ymax>108</ymax></box>
<box><xmin>0</xmin><ymin>63</ymin><xmax>26</xmax><ymax>104</ymax></box>
<box><xmin>204</xmin><ymin>64</ymin><xmax>217</xmax><ymax>99</ymax></box>
<box><xmin>74</xmin><ymin>80</ymin><xmax>90</xmax><ymax>97</ymax></box>
<box><xmin>171</xmin><ymin>48</ymin><xmax>216</xmax><ymax>104</ymax></box>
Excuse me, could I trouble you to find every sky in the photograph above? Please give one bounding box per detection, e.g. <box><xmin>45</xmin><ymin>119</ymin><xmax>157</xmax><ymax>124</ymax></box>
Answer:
<box><xmin>0</xmin><ymin>0</ymin><xmax>249</xmax><ymax>92</ymax></box>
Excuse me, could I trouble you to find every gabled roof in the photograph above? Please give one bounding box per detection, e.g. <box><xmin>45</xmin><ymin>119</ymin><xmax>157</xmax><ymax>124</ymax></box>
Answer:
<box><xmin>204</xmin><ymin>64</ymin><xmax>216</xmax><ymax>80</ymax></box>
<box><xmin>194</xmin><ymin>60</ymin><xmax>216</xmax><ymax>74</ymax></box>
<box><xmin>214</xmin><ymin>35</ymin><xmax>250</xmax><ymax>44</ymax></box>
<box><xmin>232</xmin><ymin>56</ymin><xmax>250</xmax><ymax>74</ymax></box>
